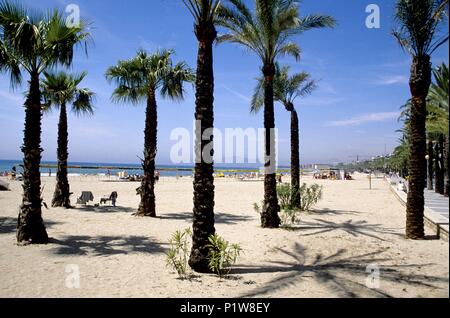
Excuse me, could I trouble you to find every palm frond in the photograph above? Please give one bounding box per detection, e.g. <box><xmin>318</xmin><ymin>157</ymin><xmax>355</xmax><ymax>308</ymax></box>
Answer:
<box><xmin>218</xmin><ymin>0</ymin><xmax>335</xmax><ymax>64</ymax></box>
<box><xmin>392</xmin><ymin>0</ymin><xmax>448</xmax><ymax>56</ymax></box>
<box><xmin>72</xmin><ymin>88</ymin><xmax>95</xmax><ymax>117</ymax></box>
<box><xmin>0</xmin><ymin>1</ymin><xmax>91</xmax><ymax>78</ymax></box>
<box><xmin>250</xmin><ymin>76</ymin><xmax>264</xmax><ymax>114</ymax></box>
<box><xmin>0</xmin><ymin>38</ymin><xmax>22</xmax><ymax>86</ymax></box>
<box><xmin>41</xmin><ymin>70</ymin><xmax>95</xmax><ymax>115</ymax></box>
<box><xmin>183</xmin><ymin>0</ymin><xmax>221</xmax><ymax>25</ymax></box>
<box><xmin>252</xmin><ymin>64</ymin><xmax>317</xmax><ymax>113</ymax></box>
<box><xmin>106</xmin><ymin>49</ymin><xmax>193</xmax><ymax>105</ymax></box>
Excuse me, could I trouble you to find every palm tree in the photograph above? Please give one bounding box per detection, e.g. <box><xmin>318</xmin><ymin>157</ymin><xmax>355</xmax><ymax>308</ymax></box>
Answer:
<box><xmin>106</xmin><ymin>50</ymin><xmax>194</xmax><ymax>217</ymax></box>
<box><xmin>252</xmin><ymin>65</ymin><xmax>316</xmax><ymax>209</ymax></box>
<box><xmin>390</xmin><ymin>137</ymin><xmax>411</xmax><ymax>178</ymax></box>
<box><xmin>182</xmin><ymin>0</ymin><xmax>221</xmax><ymax>273</ymax></box>
<box><xmin>0</xmin><ymin>1</ymin><xmax>90</xmax><ymax>244</ymax></box>
<box><xmin>217</xmin><ymin>0</ymin><xmax>335</xmax><ymax>228</ymax></box>
<box><xmin>41</xmin><ymin>71</ymin><xmax>95</xmax><ymax>208</ymax></box>
<box><xmin>433</xmin><ymin>0</ymin><xmax>449</xmax><ymax>18</ymax></box>
<box><xmin>392</xmin><ymin>0</ymin><xmax>448</xmax><ymax>239</ymax></box>
<box><xmin>427</xmin><ymin>63</ymin><xmax>449</xmax><ymax>195</ymax></box>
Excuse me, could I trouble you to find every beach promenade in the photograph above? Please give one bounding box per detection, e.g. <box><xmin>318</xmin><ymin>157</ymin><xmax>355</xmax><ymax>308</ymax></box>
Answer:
<box><xmin>424</xmin><ymin>190</ymin><xmax>449</xmax><ymax>221</ymax></box>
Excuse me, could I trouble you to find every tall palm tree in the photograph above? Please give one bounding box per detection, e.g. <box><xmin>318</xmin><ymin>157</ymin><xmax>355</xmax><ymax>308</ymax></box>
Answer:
<box><xmin>0</xmin><ymin>1</ymin><xmax>90</xmax><ymax>244</ymax></box>
<box><xmin>401</xmin><ymin>99</ymin><xmax>437</xmax><ymax>192</ymax></box>
<box><xmin>106</xmin><ymin>50</ymin><xmax>194</xmax><ymax>217</ymax></box>
<box><xmin>182</xmin><ymin>0</ymin><xmax>221</xmax><ymax>273</ymax></box>
<box><xmin>427</xmin><ymin>63</ymin><xmax>449</xmax><ymax>195</ymax></box>
<box><xmin>396</xmin><ymin>106</ymin><xmax>413</xmax><ymax>179</ymax></box>
<box><xmin>41</xmin><ymin>71</ymin><xmax>95</xmax><ymax>208</ymax></box>
<box><xmin>217</xmin><ymin>0</ymin><xmax>335</xmax><ymax>228</ymax></box>
<box><xmin>392</xmin><ymin>0</ymin><xmax>448</xmax><ymax>239</ymax></box>
<box><xmin>252</xmin><ymin>65</ymin><xmax>316</xmax><ymax>209</ymax></box>
<box><xmin>391</xmin><ymin>137</ymin><xmax>411</xmax><ymax>178</ymax></box>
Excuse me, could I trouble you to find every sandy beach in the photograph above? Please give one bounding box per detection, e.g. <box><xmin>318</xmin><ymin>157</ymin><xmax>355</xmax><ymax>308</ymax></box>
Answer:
<box><xmin>0</xmin><ymin>173</ymin><xmax>448</xmax><ymax>298</ymax></box>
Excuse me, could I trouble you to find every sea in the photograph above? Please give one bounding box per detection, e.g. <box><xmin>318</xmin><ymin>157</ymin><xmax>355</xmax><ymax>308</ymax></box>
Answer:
<box><xmin>0</xmin><ymin>159</ymin><xmax>287</xmax><ymax>177</ymax></box>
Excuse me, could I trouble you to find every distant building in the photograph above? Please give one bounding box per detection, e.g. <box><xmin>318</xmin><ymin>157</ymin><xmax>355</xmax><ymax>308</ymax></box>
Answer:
<box><xmin>314</xmin><ymin>164</ymin><xmax>331</xmax><ymax>170</ymax></box>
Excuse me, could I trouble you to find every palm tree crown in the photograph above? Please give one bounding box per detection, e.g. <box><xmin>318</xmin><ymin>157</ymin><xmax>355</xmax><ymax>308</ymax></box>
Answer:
<box><xmin>42</xmin><ymin>71</ymin><xmax>95</xmax><ymax>116</ymax></box>
<box><xmin>106</xmin><ymin>49</ymin><xmax>194</xmax><ymax>103</ymax></box>
<box><xmin>183</xmin><ymin>0</ymin><xmax>222</xmax><ymax>27</ymax></box>
<box><xmin>427</xmin><ymin>63</ymin><xmax>449</xmax><ymax>135</ymax></box>
<box><xmin>251</xmin><ymin>65</ymin><xmax>316</xmax><ymax>112</ymax></box>
<box><xmin>0</xmin><ymin>1</ymin><xmax>90</xmax><ymax>81</ymax></box>
<box><xmin>217</xmin><ymin>0</ymin><xmax>336</xmax><ymax>66</ymax></box>
<box><xmin>393</xmin><ymin>0</ymin><xmax>448</xmax><ymax>57</ymax></box>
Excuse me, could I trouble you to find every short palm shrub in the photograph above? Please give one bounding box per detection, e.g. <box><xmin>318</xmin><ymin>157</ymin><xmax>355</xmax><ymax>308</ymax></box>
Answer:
<box><xmin>300</xmin><ymin>183</ymin><xmax>323</xmax><ymax>211</ymax></box>
<box><xmin>166</xmin><ymin>228</ymin><xmax>192</xmax><ymax>278</ymax></box>
<box><xmin>206</xmin><ymin>234</ymin><xmax>242</xmax><ymax>277</ymax></box>
<box><xmin>280</xmin><ymin>208</ymin><xmax>300</xmax><ymax>226</ymax></box>
<box><xmin>277</xmin><ymin>184</ymin><xmax>292</xmax><ymax>210</ymax></box>
<box><xmin>253</xmin><ymin>201</ymin><xmax>265</xmax><ymax>214</ymax></box>
<box><xmin>276</xmin><ymin>183</ymin><xmax>323</xmax><ymax>212</ymax></box>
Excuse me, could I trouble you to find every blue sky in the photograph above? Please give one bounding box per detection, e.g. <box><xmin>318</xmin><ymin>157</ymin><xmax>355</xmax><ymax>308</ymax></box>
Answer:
<box><xmin>0</xmin><ymin>0</ymin><xmax>448</xmax><ymax>165</ymax></box>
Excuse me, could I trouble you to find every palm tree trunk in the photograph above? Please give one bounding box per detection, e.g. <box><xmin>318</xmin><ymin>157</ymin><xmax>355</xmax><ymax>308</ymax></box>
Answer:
<box><xmin>406</xmin><ymin>55</ymin><xmax>431</xmax><ymax>240</ymax></box>
<box><xmin>290</xmin><ymin>107</ymin><xmax>300</xmax><ymax>209</ymax></box>
<box><xmin>52</xmin><ymin>102</ymin><xmax>71</xmax><ymax>208</ymax></box>
<box><xmin>435</xmin><ymin>134</ymin><xmax>445</xmax><ymax>194</ymax></box>
<box><xmin>427</xmin><ymin>138</ymin><xmax>434</xmax><ymax>190</ymax></box>
<box><xmin>189</xmin><ymin>25</ymin><xmax>216</xmax><ymax>273</ymax></box>
<box><xmin>17</xmin><ymin>72</ymin><xmax>48</xmax><ymax>244</ymax></box>
<box><xmin>261</xmin><ymin>64</ymin><xmax>281</xmax><ymax>228</ymax></box>
<box><xmin>402</xmin><ymin>160</ymin><xmax>408</xmax><ymax>179</ymax></box>
<box><xmin>444</xmin><ymin>134</ymin><xmax>449</xmax><ymax>197</ymax></box>
<box><xmin>137</xmin><ymin>89</ymin><xmax>157</xmax><ymax>217</ymax></box>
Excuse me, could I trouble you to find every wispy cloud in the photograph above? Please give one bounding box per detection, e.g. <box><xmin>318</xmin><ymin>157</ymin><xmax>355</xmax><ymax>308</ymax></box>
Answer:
<box><xmin>302</xmin><ymin>96</ymin><xmax>344</xmax><ymax>107</ymax></box>
<box><xmin>74</xmin><ymin>125</ymin><xmax>119</xmax><ymax>139</ymax></box>
<box><xmin>379</xmin><ymin>59</ymin><xmax>410</xmax><ymax>68</ymax></box>
<box><xmin>327</xmin><ymin>112</ymin><xmax>400</xmax><ymax>127</ymax></box>
<box><xmin>318</xmin><ymin>82</ymin><xmax>338</xmax><ymax>95</ymax></box>
<box><xmin>0</xmin><ymin>90</ymin><xmax>23</xmax><ymax>105</ymax></box>
<box><xmin>0</xmin><ymin>113</ymin><xmax>22</xmax><ymax>123</ymax></box>
<box><xmin>373</xmin><ymin>75</ymin><xmax>408</xmax><ymax>85</ymax></box>
<box><xmin>221</xmin><ymin>85</ymin><xmax>251</xmax><ymax>102</ymax></box>
<box><xmin>138</xmin><ymin>35</ymin><xmax>177</xmax><ymax>52</ymax></box>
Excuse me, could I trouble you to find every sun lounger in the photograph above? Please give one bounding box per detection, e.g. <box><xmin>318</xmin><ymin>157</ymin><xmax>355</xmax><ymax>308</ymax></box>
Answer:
<box><xmin>77</xmin><ymin>191</ymin><xmax>94</xmax><ymax>205</ymax></box>
<box><xmin>0</xmin><ymin>179</ymin><xmax>9</xmax><ymax>191</ymax></box>
<box><xmin>100</xmin><ymin>191</ymin><xmax>118</xmax><ymax>206</ymax></box>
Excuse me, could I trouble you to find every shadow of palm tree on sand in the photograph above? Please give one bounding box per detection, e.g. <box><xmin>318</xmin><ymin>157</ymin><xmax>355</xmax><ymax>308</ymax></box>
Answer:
<box><xmin>290</xmin><ymin>218</ymin><xmax>403</xmax><ymax>241</ymax></box>
<box><xmin>48</xmin><ymin>235</ymin><xmax>167</xmax><ymax>256</ymax></box>
<box><xmin>235</xmin><ymin>243</ymin><xmax>448</xmax><ymax>298</ymax></box>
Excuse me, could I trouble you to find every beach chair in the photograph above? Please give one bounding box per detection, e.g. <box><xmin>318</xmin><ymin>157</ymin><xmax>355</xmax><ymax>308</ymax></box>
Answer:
<box><xmin>100</xmin><ymin>191</ymin><xmax>118</xmax><ymax>206</ymax></box>
<box><xmin>0</xmin><ymin>179</ymin><xmax>9</xmax><ymax>191</ymax></box>
<box><xmin>77</xmin><ymin>191</ymin><xmax>94</xmax><ymax>205</ymax></box>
